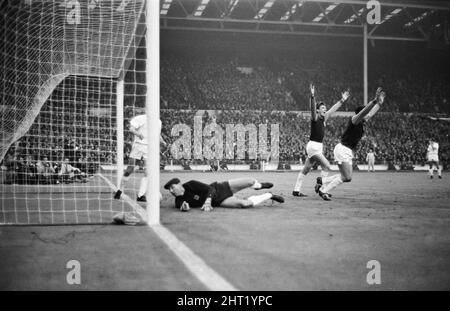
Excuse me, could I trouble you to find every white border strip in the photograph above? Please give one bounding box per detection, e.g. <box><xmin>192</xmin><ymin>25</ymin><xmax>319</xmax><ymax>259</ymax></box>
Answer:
<box><xmin>98</xmin><ymin>173</ymin><xmax>237</xmax><ymax>291</ymax></box>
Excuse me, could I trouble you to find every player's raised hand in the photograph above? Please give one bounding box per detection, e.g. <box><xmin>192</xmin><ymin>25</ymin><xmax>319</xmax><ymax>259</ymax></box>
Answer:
<box><xmin>180</xmin><ymin>201</ymin><xmax>190</xmax><ymax>212</ymax></box>
<box><xmin>201</xmin><ymin>198</ymin><xmax>213</xmax><ymax>212</ymax></box>
<box><xmin>378</xmin><ymin>91</ymin><xmax>386</xmax><ymax>105</ymax></box>
<box><xmin>374</xmin><ymin>87</ymin><xmax>382</xmax><ymax>99</ymax></box>
<box><xmin>341</xmin><ymin>89</ymin><xmax>350</xmax><ymax>102</ymax></box>
<box><xmin>310</xmin><ymin>83</ymin><xmax>315</xmax><ymax>97</ymax></box>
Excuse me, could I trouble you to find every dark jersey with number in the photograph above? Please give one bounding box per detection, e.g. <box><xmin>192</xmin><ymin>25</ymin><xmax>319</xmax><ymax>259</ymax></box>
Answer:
<box><xmin>341</xmin><ymin>118</ymin><xmax>364</xmax><ymax>150</ymax></box>
<box><xmin>175</xmin><ymin>180</ymin><xmax>215</xmax><ymax>209</ymax></box>
<box><xmin>310</xmin><ymin>116</ymin><xmax>325</xmax><ymax>143</ymax></box>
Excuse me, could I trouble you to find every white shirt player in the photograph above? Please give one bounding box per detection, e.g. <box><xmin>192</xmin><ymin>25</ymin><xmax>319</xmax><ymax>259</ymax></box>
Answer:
<box><xmin>427</xmin><ymin>141</ymin><xmax>439</xmax><ymax>162</ymax></box>
<box><xmin>130</xmin><ymin>114</ymin><xmax>162</xmax><ymax>145</ymax></box>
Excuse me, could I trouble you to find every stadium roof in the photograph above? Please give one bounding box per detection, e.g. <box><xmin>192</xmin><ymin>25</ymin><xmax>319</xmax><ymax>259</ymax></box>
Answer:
<box><xmin>160</xmin><ymin>0</ymin><xmax>450</xmax><ymax>42</ymax></box>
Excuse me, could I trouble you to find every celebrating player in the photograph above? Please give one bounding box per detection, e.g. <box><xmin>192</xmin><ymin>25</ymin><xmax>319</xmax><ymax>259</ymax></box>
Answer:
<box><xmin>427</xmin><ymin>139</ymin><xmax>442</xmax><ymax>179</ymax></box>
<box><xmin>114</xmin><ymin>114</ymin><xmax>166</xmax><ymax>202</ymax></box>
<box><xmin>164</xmin><ymin>178</ymin><xmax>284</xmax><ymax>212</ymax></box>
<box><xmin>316</xmin><ymin>87</ymin><xmax>385</xmax><ymax>200</ymax></box>
<box><xmin>292</xmin><ymin>83</ymin><xmax>350</xmax><ymax>197</ymax></box>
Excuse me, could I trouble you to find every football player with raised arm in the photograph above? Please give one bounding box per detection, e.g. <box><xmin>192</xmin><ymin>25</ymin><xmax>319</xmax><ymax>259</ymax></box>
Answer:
<box><xmin>316</xmin><ymin>88</ymin><xmax>386</xmax><ymax>201</ymax></box>
<box><xmin>293</xmin><ymin>83</ymin><xmax>350</xmax><ymax>197</ymax></box>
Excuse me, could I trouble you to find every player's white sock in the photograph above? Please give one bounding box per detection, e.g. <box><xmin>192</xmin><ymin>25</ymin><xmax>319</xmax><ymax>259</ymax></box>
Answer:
<box><xmin>248</xmin><ymin>193</ymin><xmax>272</xmax><ymax>206</ymax></box>
<box><xmin>294</xmin><ymin>173</ymin><xmax>306</xmax><ymax>192</ymax></box>
<box><xmin>251</xmin><ymin>180</ymin><xmax>262</xmax><ymax>189</ymax></box>
<box><xmin>437</xmin><ymin>166</ymin><xmax>442</xmax><ymax>176</ymax></box>
<box><xmin>321</xmin><ymin>174</ymin><xmax>340</xmax><ymax>186</ymax></box>
<box><xmin>321</xmin><ymin>170</ymin><xmax>329</xmax><ymax>178</ymax></box>
<box><xmin>429</xmin><ymin>167</ymin><xmax>434</xmax><ymax>177</ymax></box>
<box><xmin>138</xmin><ymin>177</ymin><xmax>147</xmax><ymax>197</ymax></box>
<box><xmin>321</xmin><ymin>175</ymin><xmax>343</xmax><ymax>193</ymax></box>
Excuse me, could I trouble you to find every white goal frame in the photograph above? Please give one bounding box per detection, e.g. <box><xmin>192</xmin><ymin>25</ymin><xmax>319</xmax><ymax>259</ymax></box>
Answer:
<box><xmin>145</xmin><ymin>0</ymin><xmax>160</xmax><ymax>226</ymax></box>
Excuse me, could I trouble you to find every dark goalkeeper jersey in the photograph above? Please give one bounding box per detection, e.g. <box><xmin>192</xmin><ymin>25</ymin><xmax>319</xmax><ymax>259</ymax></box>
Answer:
<box><xmin>175</xmin><ymin>180</ymin><xmax>215</xmax><ymax>209</ymax></box>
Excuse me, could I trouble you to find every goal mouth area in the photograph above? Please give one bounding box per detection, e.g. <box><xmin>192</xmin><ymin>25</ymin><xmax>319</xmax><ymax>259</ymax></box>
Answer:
<box><xmin>0</xmin><ymin>172</ymin><xmax>116</xmax><ymax>194</ymax></box>
<box><xmin>0</xmin><ymin>173</ymin><xmax>147</xmax><ymax>226</ymax></box>
<box><xmin>0</xmin><ymin>0</ymin><xmax>159</xmax><ymax>226</ymax></box>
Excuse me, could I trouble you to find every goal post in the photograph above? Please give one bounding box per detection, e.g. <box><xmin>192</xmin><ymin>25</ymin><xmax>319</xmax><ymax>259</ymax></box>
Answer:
<box><xmin>145</xmin><ymin>0</ymin><xmax>160</xmax><ymax>226</ymax></box>
<box><xmin>0</xmin><ymin>0</ymin><xmax>157</xmax><ymax>225</ymax></box>
<box><xmin>116</xmin><ymin>78</ymin><xmax>125</xmax><ymax>189</ymax></box>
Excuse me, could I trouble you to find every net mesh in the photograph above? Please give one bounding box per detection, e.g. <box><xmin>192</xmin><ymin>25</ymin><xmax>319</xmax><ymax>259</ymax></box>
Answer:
<box><xmin>0</xmin><ymin>0</ymin><xmax>148</xmax><ymax>225</ymax></box>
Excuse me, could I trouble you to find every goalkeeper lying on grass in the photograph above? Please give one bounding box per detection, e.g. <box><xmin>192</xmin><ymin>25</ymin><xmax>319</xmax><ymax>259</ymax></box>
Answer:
<box><xmin>164</xmin><ymin>177</ymin><xmax>284</xmax><ymax>212</ymax></box>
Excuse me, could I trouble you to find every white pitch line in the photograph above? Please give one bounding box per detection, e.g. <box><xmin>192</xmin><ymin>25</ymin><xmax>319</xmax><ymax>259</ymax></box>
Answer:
<box><xmin>97</xmin><ymin>173</ymin><xmax>237</xmax><ymax>291</ymax></box>
<box><xmin>151</xmin><ymin>224</ymin><xmax>237</xmax><ymax>291</ymax></box>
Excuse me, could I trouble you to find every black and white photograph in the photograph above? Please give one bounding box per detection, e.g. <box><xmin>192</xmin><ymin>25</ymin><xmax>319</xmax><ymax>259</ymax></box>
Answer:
<box><xmin>0</xmin><ymin>0</ymin><xmax>449</xmax><ymax>296</ymax></box>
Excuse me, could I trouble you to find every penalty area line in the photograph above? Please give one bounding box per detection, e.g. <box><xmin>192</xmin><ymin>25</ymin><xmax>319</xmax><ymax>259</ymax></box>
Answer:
<box><xmin>97</xmin><ymin>173</ymin><xmax>237</xmax><ymax>291</ymax></box>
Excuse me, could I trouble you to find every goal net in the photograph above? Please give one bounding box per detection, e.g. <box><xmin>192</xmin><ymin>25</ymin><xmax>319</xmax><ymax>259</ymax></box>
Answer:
<box><xmin>0</xmin><ymin>0</ymin><xmax>150</xmax><ymax>225</ymax></box>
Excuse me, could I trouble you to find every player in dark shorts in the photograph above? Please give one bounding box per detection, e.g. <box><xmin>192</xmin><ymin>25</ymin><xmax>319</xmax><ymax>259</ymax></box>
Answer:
<box><xmin>164</xmin><ymin>178</ymin><xmax>284</xmax><ymax>212</ymax></box>
<box><xmin>293</xmin><ymin>83</ymin><xmax>350</xmax><ymax>197</ymax></box>
<box><xmin>316</xmin><ymin>87</ymin><xmax>386</xmax><ymax>201</ymax></box>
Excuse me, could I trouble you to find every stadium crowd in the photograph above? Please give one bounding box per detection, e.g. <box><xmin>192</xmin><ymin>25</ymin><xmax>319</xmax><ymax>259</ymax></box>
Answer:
<box><xmin>2</xmin><ymin>109</ymin><xmax>449</xmax><ymax>184</ymax></box>
<box><xmin>160</xmin><ymin>53</ymin><xmax>450</xmax><ymax>114</ymax></box>
<box><xmin>4</xmin><ymin>106</ymin><xmax>448</xmax><ymax>183</ymax></box>
<box><xmin>160</xmin><ymin>110</ymin><xmax>450</xmax><ymax>168</ymax></box>
<box><xmin>2</xmin><ymin>51</ymin><xmax>449</xmax><ymax>184</ymax></box>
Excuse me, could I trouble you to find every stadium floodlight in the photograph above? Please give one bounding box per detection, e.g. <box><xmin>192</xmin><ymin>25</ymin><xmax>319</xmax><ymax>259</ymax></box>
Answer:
<box><xmin>221</xmin><ymin>0</ymin><xmax>240</xmax><ymax>18</ymax></box>
<box><xmin>313</xmin><ymin>2</ymin><xmax>339</xmax><ymax>22</ymax></box>
<box><xmin>0</xmin><ymin>0</ymin><xmax>155</xmax><ymax>225</ymax></box>
<box><xmin>194</xmin><ymin>0</ymin><xmax>210</xmax><ymax>17</ymax></box>
<box><xmin>405</xmin><ymin>10</ymin><xmax>433</xmax><ymax>28</ymax></box>
<box><xmin>254</xmin><ymin>0</ymin><xmax>275</xmax><ymax>20</ymax></box>
<box><xmin>380</xmin><ymin>8</ymin><xmax>402</xmax><ymax>24</ymax></box>
<box><xmin>160</xmin><ymin>0</ymin><xmax>173</xmax><ymax>16</ymax></box>
<box><xmin>280</xmin><ymin>2</ymin><xmax>304</xmax><ymax>21</ymax></box>
<box><xmin>344</xmin><ymin>7</ymin><xmax>364</xmax><ymax>24</ymax></box>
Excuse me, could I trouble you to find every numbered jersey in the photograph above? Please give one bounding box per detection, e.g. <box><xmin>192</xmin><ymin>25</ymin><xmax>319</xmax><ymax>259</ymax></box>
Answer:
<box><xmin>130</xmin><ymin>115</ymin><xmax>162</xmax><ymax>145</ymax></box>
